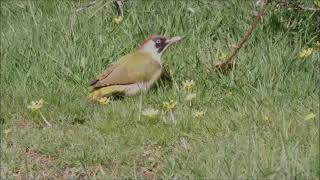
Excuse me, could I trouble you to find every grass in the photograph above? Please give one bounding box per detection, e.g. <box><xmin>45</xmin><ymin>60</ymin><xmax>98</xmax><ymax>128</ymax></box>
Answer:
<box><xmin>1</xmin><ymin>0</ymin><xmax>319</xmax><ymax>179</ymax></box>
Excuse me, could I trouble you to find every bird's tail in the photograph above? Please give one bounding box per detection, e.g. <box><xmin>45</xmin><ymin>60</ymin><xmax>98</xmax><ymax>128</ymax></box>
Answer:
<box><xmin>88</xmin><ymin>85</ymin><xmax>126</xmax><ymax>101</ymax></box>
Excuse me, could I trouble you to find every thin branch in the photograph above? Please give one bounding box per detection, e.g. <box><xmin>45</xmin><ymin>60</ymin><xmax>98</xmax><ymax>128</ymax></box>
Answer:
<box><xmin>39</xmin><ymin>111</ymin><xmax>52</xmax><ymax>128</ymax></box>
<box><xmin>275</xmin><ymin>1</ymin><xmax>320</xmax><ymax>11</ymax></box>
<box><xmin>296</xmin><ymin>4</ymin><xmax>320</xmax><ymax>11</ymax></box>
<box><xmin>215</xmin><ymin>1</ymin><xmax>270</xmax><ymax>71</ymax></box>
<box><xmin>75</xmin><ymin>0</ymin><xmax>97</xmax><ymax>13</ymax></box>
<box><xmin>114</xmin><ymin>0</ymin><xmax>126</xmax><ymax>17</ymax></box>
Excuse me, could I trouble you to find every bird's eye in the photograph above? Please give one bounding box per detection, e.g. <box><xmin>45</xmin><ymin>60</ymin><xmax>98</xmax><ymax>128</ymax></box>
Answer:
<box><xmin>156</xmin><ymin>39</ymin><xmax>161</xmax><ymax>44</ymax></box>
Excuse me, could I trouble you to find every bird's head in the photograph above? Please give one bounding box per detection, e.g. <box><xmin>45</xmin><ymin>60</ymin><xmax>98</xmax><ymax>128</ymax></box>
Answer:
<box><xmin>138</xmin><ymin>35</ymin><xmax>183</xmax><ymax>62</ymax></box>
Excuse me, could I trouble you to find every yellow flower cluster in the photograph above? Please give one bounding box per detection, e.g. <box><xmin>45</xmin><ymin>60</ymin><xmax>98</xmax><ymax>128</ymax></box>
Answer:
<box><xmin>299</xmin><ymin>48</ymin><xmax>313</xmax><ymax>59</ymax></box>
<box><xmin>27</xmin><ymin>98</ymin><xmax>52</xmax><ymax>127</ymax></box>
<box><xmin>185</xmin><ymin>93</ymin><xmax>196</xmax><ymax>101</ymax></box>
<box><xmin>142</xmin><ymin>108</ymin><xmax>160</xmax><ymax>120</ymax></box>
<box><xmin>97</xmin><ymin>97</ymin><xmax>111</xmax><ymax>105</ymax></box>
<box><xmin>304</xmin><ymin>113</ymin><xmax>316</xmax><ymax>120</ymax></box>
<box><xmin>194</xmin><ymin>110</ymin><xmax>206</xmax><ymax>119</ymax></box>
<box><xmin>115</xmin><ymin>16</ymin><xmax>124</xmax><ymax>24</ymax></box>
<box><xmin>163</xmin><ymin>100</ymin><xmax>177</xmax><ymax>111</ymax></box>
<box><xmin>218</xmin><ymin>52</ymin><xmax>228</xmax><ymax>61</ymax></box>
<box><xmin>27</xmin><ymin>98</ymin><xmax>44</xmax><ymax>111</ymax></box>
<box><xmin>182</xmin><ymin>80</ymin><xmax>195</xmax><ymax>92</ymax></box>
<box><xmin>141</xmin><ymin>79</ymin><xmax>206</xmax><ymax>122</ymax></box>
<box><xmin>183</xmin><ymin>80</ymin><xmax>197</xmax><ymax>104</ymax></box>
<box><xmin>183</xmin><ymin>80</ymin><xmax>206</xmax><ymax>120</ymax></box>
<box><xmin>4</xmin><ymin>128</ymin><xmax>12</xmax><ymax>136</ymax></box>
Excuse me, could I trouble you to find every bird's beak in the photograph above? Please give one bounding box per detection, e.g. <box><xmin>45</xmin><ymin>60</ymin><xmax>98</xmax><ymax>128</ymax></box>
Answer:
<box><xmin>162</xmin><ymin>36</ymin><xmax>184</xmax><ymax>53</ymax></box>
<box><xmin>166</xmin><ymin>36</ymin><xmax>184</xmax><ymax>46</ymax></box>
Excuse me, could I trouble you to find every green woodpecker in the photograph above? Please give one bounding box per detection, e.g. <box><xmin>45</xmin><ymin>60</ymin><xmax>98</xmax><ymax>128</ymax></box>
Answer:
<box><xmin>89</xmin><ymin>35</ymin><xmax>183</xmax><ymax>100</ymax></box>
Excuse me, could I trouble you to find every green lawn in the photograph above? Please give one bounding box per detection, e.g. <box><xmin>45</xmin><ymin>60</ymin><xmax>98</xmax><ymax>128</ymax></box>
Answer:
<box><xmin>1</xmin><ymin>0</ymin><xmax>319</xmax><ymax>179</ymax></box>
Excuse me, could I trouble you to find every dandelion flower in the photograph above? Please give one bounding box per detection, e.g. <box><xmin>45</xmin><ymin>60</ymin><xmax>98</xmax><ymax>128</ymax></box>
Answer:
<box><xmin>4</xmin><ymin>128</ymin><xmax>12</xmax><ymax>135</ymax></box>
<box><xmin>142</xmin><ymin>108</ymin><xmax>160</xmax><ymax>120</ymax></box>
<box><xmin>218</xmin><ymin>52</ymin><xmax>228</xmax><ymax>61</ymax></box>
<box><xmin>27</xmin><ymin>98</ymin><xmax>44</xmax><ymax>111</ymax></box>
<box><xmin>27</xmin><ymin>98</ymin><xmax>51</xmax><ymax>127</ymax></box>
<box><xmin>299</xmin><ymin>48</ymin><xmax>313</xmax><ymax>59</ymax></box>
<box><xmin>225</xmin><ymin>92</ymin><xmax>233</xmax><ymax>97</ymax></box>
<box><xmin>304</xmin><ymin>113</ymin><xmax>316</xmax><ymax>120</ymax></box>
<box><xmin>194</xmin><ymin>110</ymin><xmax>206</xmax><ymax>118</ymax></box>
<box><xmin>185</xmin><ymin>93</ymin><xmax>196</xmax><ymax>101</ymax></box>
<box><xmin>264</xmin><ymin>115</ymin><xmax>272</xmax><ymax>124</ymax></box>
<box><xmin>97</xmin><ymin>97</ymin><xmax>111</xmax><ymax>105</ymax></box>
<box><xmin>182</xmin><ymin>80</ymin><xmax>195</xmax><ymax>92</ymax></box>
<box><xmin>115</xmin><ymin>16</ymin><xmax>124</xmax><ymax>24</ymax></box>
<box><xmin>162</xmin><ymin>100</ymin><xmax>177</xmax><ymax>111</ymax></box>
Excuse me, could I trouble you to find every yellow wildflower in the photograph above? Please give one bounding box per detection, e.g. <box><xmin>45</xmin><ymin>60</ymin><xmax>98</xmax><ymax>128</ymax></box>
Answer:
<box><xmin>264</xmin><ymin>115</ymin><xmax>272</xmax><ymax>124</ymax></box>
<box><xmin>115</xmin><ymin>16</ymin><xmax>124</xmax><ymax>24</ymax></box>
<box><xmin>27</xmin><ymin>98</ymin><xmax>44</xmax><ymax>111</ymax></box>
<box><xmin>97</xmin><ymin>97</ymin><xmax>111</xmax><ymax>105</ymax></box>
<box><xmin>225</xmin><ymin>92</ymin><xmax>233</xmax><ymax>97</ymax></box>
<box><xmin>27</xmin><ymin>98</ymin><xmax>51</xmax><ymax>127</ymax></box>
<box><xmin>182</xmin><ymin>80</ymin><xmax>195</xmax><ymax>92</ymax></box>
<box><xmin>4</xmin><ymin>128</ymin><xmax>12</xmax><ymax>136</ymax></box>
<box><xmin>194</xmin><ymin>110</ymin><xmax>206</xmax><ymax>118</ymax></box>
<box><xmin>185</xmin><ymin>93</ymin><xmax>196</xmax><ymax>101</ymax></box>
<box><xmin>299</xmin><ymin>48</ymin><xmax>313</xmax><ymax>59</ymax></box>
<box><xmin>218</xmin><ymin>52</ymin><xmax>228</xmax><ymax>61</ymax></box>
<box><xmin>163</xmin><ymin>100</ymin><xmax>177</xmax><ymax>111</ymax></box>
<box><xmin>142</xmin><ymin>108</ymin><xmax>160</xmax><ymax>120</ymax></box>
<box><xmin>304</xmin><ymin>113</ymin><xmax>316</xmax><ymax>120</ymax></box>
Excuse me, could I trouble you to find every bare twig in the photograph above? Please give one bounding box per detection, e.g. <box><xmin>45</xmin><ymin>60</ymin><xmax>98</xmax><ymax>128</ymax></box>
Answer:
<box><xmin>296</xmin><ymin>4</ymin><xmax>320</xmax><ymax>11</ymax></box>
<box><xmin>276</xmin><ymin>1</ymin><xmax>320</xmax><ymax>11</ymax></box>
<box><xmin>39</xmin><ymin>111</ymin><xmax>52</xmax><ymax>128</ymax></box>
<box><xmin>114</xmin><ymin>0</ymin><xmax>126</xmax><ymax>17</ymax></box>
<box><xmin>75</xmin><ymin>0</ymin><xmax>97</xmax><ymax>13</ymax></box>
<box><xmin>215</xmin><ymin>1</ymin><xmax>270</xmax><ymax>71</ymax></box>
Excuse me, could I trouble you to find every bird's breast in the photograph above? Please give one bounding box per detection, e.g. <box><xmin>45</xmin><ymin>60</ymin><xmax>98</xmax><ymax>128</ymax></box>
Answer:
<box><xmin>125</xmin><ymin>68</ymin><xmax>162</xmax><ymax>96</ymax></box>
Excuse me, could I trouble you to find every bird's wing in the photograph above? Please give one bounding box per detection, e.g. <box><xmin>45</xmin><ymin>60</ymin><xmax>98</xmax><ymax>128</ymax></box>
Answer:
<box><xmin>89</xmin><ymin>62</ymin><xmax>118</xmax><ymax>86</ymax></box>
<box><xmin>90</xmin><ymin>52</ymin><xmax>162</xmax><ymax>89</ymax></box>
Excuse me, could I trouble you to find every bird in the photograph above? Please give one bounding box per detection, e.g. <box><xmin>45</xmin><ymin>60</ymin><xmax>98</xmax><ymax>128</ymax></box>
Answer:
<box><xmin>89</xmin><ymin>35</ymin><xmax>183</xmax><ymax>100</ymax></box>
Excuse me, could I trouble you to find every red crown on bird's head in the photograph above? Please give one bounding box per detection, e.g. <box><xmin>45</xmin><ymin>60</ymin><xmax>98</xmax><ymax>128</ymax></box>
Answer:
<box><xmin>139</xmin><ymin>35</ymin><xmax>159</xmax><ymax>49</ymax></box>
